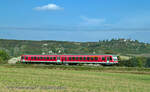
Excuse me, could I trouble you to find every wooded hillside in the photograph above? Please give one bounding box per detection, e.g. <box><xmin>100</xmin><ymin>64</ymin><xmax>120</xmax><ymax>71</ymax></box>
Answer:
<box><xmin>0</xmin><ymin>38</ymin><xmax>150</xmax><ymax>57</ymax></box>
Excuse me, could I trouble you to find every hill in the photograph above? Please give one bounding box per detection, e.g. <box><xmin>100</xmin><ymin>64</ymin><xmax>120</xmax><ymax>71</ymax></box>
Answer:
<box><xmin>0</xmin><ymin>38</ymin><xmax>150</xmax><ymax>57</ymax></box>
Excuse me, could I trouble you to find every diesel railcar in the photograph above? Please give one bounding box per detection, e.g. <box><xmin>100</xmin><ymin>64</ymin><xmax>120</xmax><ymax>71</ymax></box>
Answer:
<box><xmin>20</xmin><ymin>55</ymin><xmax>118</xmax><ymax>65</ymax></box>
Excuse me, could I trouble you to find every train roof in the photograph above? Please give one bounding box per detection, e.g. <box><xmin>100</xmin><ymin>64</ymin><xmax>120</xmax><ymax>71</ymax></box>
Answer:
<box><xmin>21</xmin><ymin>54</ymin><xmax>118</xmax><ymax>57</ymax></box>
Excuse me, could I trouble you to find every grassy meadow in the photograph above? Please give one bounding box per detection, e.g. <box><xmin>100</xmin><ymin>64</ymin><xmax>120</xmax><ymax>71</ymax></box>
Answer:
<box><xmin>0</xmin><ymin>65</ymin><xmax>150</xmax><ymax>92</ymax></box>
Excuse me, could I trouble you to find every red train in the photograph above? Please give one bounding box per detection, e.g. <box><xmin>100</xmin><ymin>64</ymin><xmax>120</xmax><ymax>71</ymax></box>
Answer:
<box><xmin>20</xmin><ymin>54</ymin><xmax>118</xmax><ymax>65</ymax></box>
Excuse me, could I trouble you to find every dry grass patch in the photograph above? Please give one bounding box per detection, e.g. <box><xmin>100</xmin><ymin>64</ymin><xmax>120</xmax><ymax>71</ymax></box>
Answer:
<box><xmin>0</xmin><ymin>66</ymin><xmax>150</xmax><ymax>92</ymax></box>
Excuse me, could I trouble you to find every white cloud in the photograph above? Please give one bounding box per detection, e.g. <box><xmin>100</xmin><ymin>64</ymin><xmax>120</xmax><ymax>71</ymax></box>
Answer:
<box><xmin>34</xmin><ymin>4</ymin><xmax>64</xmax><ymax>11</ymax></box>
<box><xmin>79</xmin><ymin>14</ymin><xmax>150</xmax><ymax>30</ymax></box>
<box><xmin>80</xmin><ymin>16</ymin><xmax>107</xmax><ymax>26</ymax></box>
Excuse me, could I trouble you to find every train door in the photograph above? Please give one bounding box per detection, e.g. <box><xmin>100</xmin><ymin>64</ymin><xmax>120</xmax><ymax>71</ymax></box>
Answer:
<box><xmin>57</xmin><ymin>56</ymin><xmax>61</xmax><ymax>63</ymax></box>
<box><xmin>106</xmin><ymin>57</ymin><xmax>110</xmax><ymax>63</ymax></box>
<box><xmin>61</xmin><ymin>56</ymin><xmax>65</xmax><ymax>64</ymax></box>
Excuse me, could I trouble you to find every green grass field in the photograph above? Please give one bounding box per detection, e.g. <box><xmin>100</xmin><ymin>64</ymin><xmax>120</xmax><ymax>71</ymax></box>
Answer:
<box><xmin>0</xmin><ymin>65</ymin><xmax>150</xmax><ymax>92</ymax></box>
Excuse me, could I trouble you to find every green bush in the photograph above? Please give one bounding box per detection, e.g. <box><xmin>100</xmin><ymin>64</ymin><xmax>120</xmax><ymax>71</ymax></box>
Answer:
<box><xmin>145</xmin><ymin>58</ymin><xmax>150</xmax><ymax>68</ymax></box>
<box><xmin>0</xmin><ymin>57</ymin><xmax>3</xmax><ymax>62</ymax></box>
<box><xmin>0</xmin><ymin>50</ymin><xmax>10</xmax><ymax>64</ymax></box>
<box><xmin>118</xmin><ymin>56</ymin><xmax>147</xmax><ymax>67</ymax></box>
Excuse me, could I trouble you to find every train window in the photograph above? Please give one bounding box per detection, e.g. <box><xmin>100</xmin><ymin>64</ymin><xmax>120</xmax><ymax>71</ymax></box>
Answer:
<box><xmin>53</xmin><ymin>57</ymin><xmax>56</xmax><ymax>60</ymax></box>
<box><xmin>84</xmin><ymin>57</ymin><xmax>86</xmax><ymax>60</ymax></box>
<box><xmin>69</xmin><ymin>57</ymin><xmax>72</xmax><ymax>60</ymax></box>
<box><xmin>91</xmin><ymin>57</ymin><xmax>94</xmax><ymax>60</ymax></box>
<box><xmin>44</xmin><ymin>57</ymin><xmax>46</xmax><ymax>60</ymax></box>
<box><xmin>38</xmin><ymin>57</ymin><xmax>40</xmax><ymax>60</ymax></box>
<box><xmin>47</xmin><ymin>57</ymin><xmax>49</xmax><ymax>59</ymax></box>
<box><xmin>21</xmin><ymin>56</ymin><xmax>24</xmax><ymax>59</ymax></box>
<box><xmin>40</xmin><ymin>57</ymin><xmax>43</xmax><ymax>59</ymax></box>
<box><xmin>72</xmin><ymin>57</ymin><xmax>75</xmax><ymax>60</ymax></box>
<box><xmin>57</xmin><ymin>57</ymin><xmax>60</xmax><ymax>60</ymax></box>
<box><xmin>76</xmin><ymin>57</ymin><xmax>78</xmax><ymax>60</ymax></box>
<box><xmin>65</xmin><ymin>57</ymin><xmax>67</xmax><ymax>60</ymax></box>
<box><xmin>87</xmin><ymin>57</ymin><xmax>90</xmax><ymax>61</ymax></box>
<box><xmin>95</xmin><ymin>57</ymin><xmax>98</xmax><ymax>60</ymax></box>
<box><xmin>107</xmin><ymin>57</ymin><xmax>110</xmax><ymax>60</ymax></box>
<box><xmin>31</xmin><ymin>57</ymin><xmax>33</xmax><ymax>60</ymax></box>
<box><xmin>80</xmin><ymin>57</ymin><xmax>82</xmax><ymax>60</ymax></box>
<box><xmin>26</xmin><ymin>57</ymin><xmax>28</xmax><ymax>59</ymax></box>
<box><xmin>34</xmin><ymin>57</ymin><xmax>36</xmax><ymax>60</ymax></box>
<box><xmin>102</xmin><ymin>57</ymin><xmax>105</xmax><ymax>60</ymax></box>
<box><xmin>110</xmin><ymin>57</ymin><xmax>112</xmax><ymax>60</ymax></box>
<box><xmin>50</xmin><ymin>57</ymin><xmax>53</xmax><ymax>60</ymax></box>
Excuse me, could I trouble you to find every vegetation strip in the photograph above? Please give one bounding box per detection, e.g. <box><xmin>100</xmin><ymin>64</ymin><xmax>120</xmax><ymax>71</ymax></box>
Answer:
<box><xmin>2</xmin><ymin>64</ymin><xmax>150</xmax><ymax>75</ymax></box>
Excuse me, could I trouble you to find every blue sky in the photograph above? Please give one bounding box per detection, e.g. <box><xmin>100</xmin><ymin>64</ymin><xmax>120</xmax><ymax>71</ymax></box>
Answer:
<box><xmin>0</xmin><ymin>0</ymin><xmax>150</xmax><ymax>42</ymax></box>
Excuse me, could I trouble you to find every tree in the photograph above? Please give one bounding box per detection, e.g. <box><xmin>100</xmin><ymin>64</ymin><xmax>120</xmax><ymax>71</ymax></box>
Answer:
<box><xmin>136</xmin><ymin>57</ymin><xmax>146</xmax><ymax>67</ymax></box>
<box><xmin>145</xmin><ymin>58</ymin><xmax>150</xmax><ymax>68</ymax></box>
<box><xmin>0</xmin><ymin>50</ymin><xmax>10</xmax><ymax>64</ymax></box>
<box><xmin>120</xmin><ymin>56</ymin><xmax>147</xmax><ymax>67</ymax></box>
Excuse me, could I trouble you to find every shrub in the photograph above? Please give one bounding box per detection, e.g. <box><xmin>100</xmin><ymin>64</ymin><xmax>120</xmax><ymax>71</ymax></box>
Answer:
<box><xmin>118</xmin><ymin>56</ymin><xmax>147</xmax><ymax>67</ymax></box>
<box><xmin>0</xmin><ymin>50</ymin><xmax>10</xmax><ymax>64</ymax></box>
<box><xmin>145</xmin><ymin>58</ymin><xmax>150</xmax><ymax>68</ymax></box>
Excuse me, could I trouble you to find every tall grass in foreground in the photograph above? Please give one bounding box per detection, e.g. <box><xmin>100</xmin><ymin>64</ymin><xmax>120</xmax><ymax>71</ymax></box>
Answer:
<box><xmin>0</xmin><ymin>65</ymin><xmax>150</xmax><ymax>92</ymax></box>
